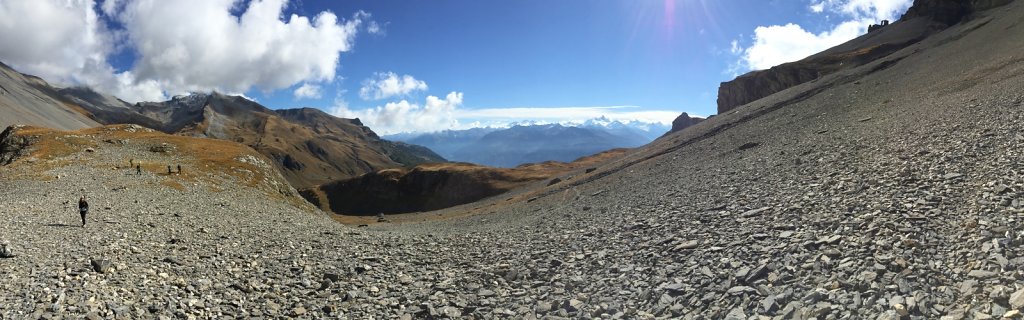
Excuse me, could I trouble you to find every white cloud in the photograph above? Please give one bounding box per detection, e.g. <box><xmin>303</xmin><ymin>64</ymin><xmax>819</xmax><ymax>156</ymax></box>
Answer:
<box><xmin>741</xmin><ymin>21</ymin><xmax>864</xmax><ymax>70</ymax></box>
<box><xmin>359</xmin><ymin>72</ymin><xmax>428</xmax><ymax>100</ymax></box>
<box><xmin>732</xmin><ymin>0</ymin><xmax>911</xmax><ymax>71</ymax></box>
<box><xmin>367</xmin><ymin>20</ymin><xmax>385</xmax><ymax>35</ymax></box>
<box><xmin>459</xmin><ymin>107</ymin><xmax>681</xmax><ymax>126</ymax></box>
<box><xmin>332</xmin><ymin>91</ymin><xmax>461</xmax><ymax>134</ymax></box>
<box><xmin>293</xmin><ymin>83</ymin><xmax>322</xmax><ymax>99</ymax></box>
<box><xmin>118</xmin><ymin>0</ymin><xmax>363</xmax><ymax>97</ymax></box>
<box><xmin>0</xmin><ymin>0</ymin><xmax>159</xmax><ymax>101</ymax></box>
<box><xmin>0</xmin><ymin>0</ymin><xmax>374</xmax><ymax>103</ymax></box>
<box><xmin>830</xmin><ymin>0</ymin><xmax>911</xmax><ymax>20</ymax></box>
<box><xmin>810</xmin><ymin>1</ymin><xmax>826</xmax><ymax>13</ymax></box>
<box><xmin>729</xmin><ymin>40</ymin><xmax>741</xmax><ymax>55</ymax></box>
<box><xmin>330</xmin><ymin>91</ymin><xmax>681</xmax><ymax>134</ymax></box>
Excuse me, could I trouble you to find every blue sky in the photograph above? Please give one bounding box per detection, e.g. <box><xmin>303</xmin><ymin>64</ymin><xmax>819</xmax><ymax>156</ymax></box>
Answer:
<box><xmin>0</xmin><ymin>0</ymin><xmax>911</xmax><ymax>134</ymax></box>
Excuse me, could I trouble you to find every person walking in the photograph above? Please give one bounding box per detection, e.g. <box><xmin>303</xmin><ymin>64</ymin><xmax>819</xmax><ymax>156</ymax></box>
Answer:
<box><xmin>78</xmin><ymin>196</ymin><xmax>89</xmax><ymax>227</ymax></box>
<box><xmin>177</xmin><ymin>164</ymin><xmax>182</xmax><ymax>175</ymax></box>
<box><xmin>136</xmin><ymin>164</ymin><xmax>142</xmax><ymax>175</ymax></box>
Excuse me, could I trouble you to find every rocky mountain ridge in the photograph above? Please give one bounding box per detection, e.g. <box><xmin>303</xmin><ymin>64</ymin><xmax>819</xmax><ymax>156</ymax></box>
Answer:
<box><xmin>0</xmin><ymin>73</ymin><xmax>446</xmax><ymax>189</ymax></box>
<box><xmin>715</xmin><ymin>0</ymin><xmax>1014</xmax><ymax>115</ymax></box>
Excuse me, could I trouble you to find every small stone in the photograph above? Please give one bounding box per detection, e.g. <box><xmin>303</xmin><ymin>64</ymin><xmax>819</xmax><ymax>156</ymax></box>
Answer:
<box><xmin>565</xmin><ymin>299</ymin><xmax>584</xmax><ymax>312</ymax></box>
<box><xmin>0</xmin><ymin>243</ymin><xmax>14</xmax><ymax>258</ymax></box>
<box><xmin>727</xmin><ymin>286</ymin><xmax>756</xmax><ymax>295</ymax></box>
<box><xmin>442</xmin><ymin>306</ymin><xmax>462</xmax><ymax>318</ymax></box>
<box><xmin>1004</xmin><ymin>310</ymin><xmax>1021</xmax><ymax>318</ymax></box>
<box><xmin>725</xmin><ymin>307</ymin><xmax>746</xmax><ymax>320</ymax></box>
<box><xmin>675</xmin><ymin>240</ymin><xmax>699</xmax><ymax>250</ymax></box>
<box><xmin>967</xmin><ymin>270</ymin><xmax>998</xmax><ymax>279</ymax></box>
<box><xmin>536</xmin><ymin>301</ymin><xmax>553</xmax><ymax>312</ymax></box>
<box><xmin>90</xmin><ymin>259</ymin><xmax>111</xmax><ymax>274</ymax></box>
<box><xmin>323</xmin><ymin>273</ymin><xmax>341</xmax><ymax>282</ymax></box>
<box><xmin>893</xmin><ymin>303</ymin><xmax>909</xmax><ymax>316</ymax></box>
<box><xmin>1010</xmin><ymin>288</ymin><xmax>1024</xmax><ymax>309</ymax></box>
<box><xmin>291</xmin><ymin>307</ymin><xmax>306</xmax><ymax>316</ymax></box>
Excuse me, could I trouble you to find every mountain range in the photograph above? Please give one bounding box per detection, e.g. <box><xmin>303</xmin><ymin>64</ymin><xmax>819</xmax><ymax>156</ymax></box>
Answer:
<box><xmin>386</xmin><ymin>119</ymin><xmax>669</xmax><ymax>167</ymax></box>
<box><xmin>0</xmin><ymin>63</ymin><xmax>444</xmax><ymax>189</ymax></box>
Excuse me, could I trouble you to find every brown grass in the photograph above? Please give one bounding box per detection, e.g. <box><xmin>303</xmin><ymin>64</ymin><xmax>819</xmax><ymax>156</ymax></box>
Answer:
<box><xmin>6</xmin><ymin>124</ymin><xmax>299</xmax><ymax>204</ymax></box>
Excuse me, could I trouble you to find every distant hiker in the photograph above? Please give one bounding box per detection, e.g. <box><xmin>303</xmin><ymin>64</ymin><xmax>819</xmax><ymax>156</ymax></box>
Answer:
<box><xmin>177</xmin><ymin>164</ymin><xmax>182</xmax><ymax>174</ymax></box>
<box><xmin>168</xmin><ymin>165</ymin><xmax>172</xmax><ymax>175</ymax></box>
<box><xmin>78</xmin><ymin>196</ymin><xmax>89</xmax><ymax>227</ymax></box>
<box><xmin>136</xmin><ymin>164</ymin><xmax>142</xmax><ymax>175</ymax></box>
<box><xmin>129</xmin><ymin>158</ymin><xmax>134</xmax><ymax>168</ymax></box>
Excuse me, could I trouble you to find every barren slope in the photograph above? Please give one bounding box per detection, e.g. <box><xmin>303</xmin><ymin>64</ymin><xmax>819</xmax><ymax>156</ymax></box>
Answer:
<box><xmin>0</xmin><ymin>62</ymin><xmax>99</xmax><ymax>130</ymax></box>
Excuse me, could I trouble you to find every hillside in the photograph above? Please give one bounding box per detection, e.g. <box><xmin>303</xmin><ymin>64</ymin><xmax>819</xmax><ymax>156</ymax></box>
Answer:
<box><xmin>0</xmin><ymin>62</ymin><xmax>99</xmax><ymax>130</ymax></box>
<box><xmin>37</xmin><ymin>87</ymin><xmax>447</xmax><ymax>189</ymax></box>
<box><xmin>0</xmin><ymin>124</ymin><xmax>309</xmax><ymax>207</ymax></box>
<box><xmin>716</xmin><ymin>0</ymin><xmax>1013</xmax><ymax>114</ymax></box>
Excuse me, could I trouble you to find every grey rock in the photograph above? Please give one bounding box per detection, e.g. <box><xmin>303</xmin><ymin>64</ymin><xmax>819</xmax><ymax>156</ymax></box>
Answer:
<box><xmin>967</xmin><ymin>270</ymin><xmax>998</xmax><ymax>279</ymax></box>
<box><xmin>90</xmin><ymin>259</ymin><xmax>112</xmax><ymax>274</ymax></box>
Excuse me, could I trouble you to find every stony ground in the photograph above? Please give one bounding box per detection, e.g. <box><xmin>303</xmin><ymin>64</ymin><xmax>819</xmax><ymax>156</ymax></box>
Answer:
<box><xmin>4</xmin><ymin>2</ymin><xmax>1024</xmax><ymax>320</ymax></box>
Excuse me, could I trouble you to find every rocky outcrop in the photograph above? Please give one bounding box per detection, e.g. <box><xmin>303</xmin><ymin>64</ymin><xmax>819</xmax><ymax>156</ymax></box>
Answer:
<box><xmin>0</xmin><ymin>125</ymin><xmax>36</xmax><ymax>165</ymax></box>
<box><xmin>901</xmin><ymin>0</ymin><xmax>1013</xmax><ymax>24</ymax></box>
<box><xmin>716</xmin><ymin>0</ymin><xmax>1015</xmax><ymax>115</ymax></box>
<box><xmin>301</xmin><ymin>166</ymin><xmax>518</xmax><ymax>215</ymax></box>
<box><xmin>668</xmin><ymin>112</ymin><xmax>704</xmax><ymax>134</ymax></box>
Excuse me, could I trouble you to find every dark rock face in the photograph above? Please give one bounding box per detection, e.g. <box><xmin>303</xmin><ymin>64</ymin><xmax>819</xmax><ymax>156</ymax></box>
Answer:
<box><xmin>301</xmin><ymin>167</ymin><xmax>513</xmax><ymax>215</ymax></box>
<box><xmin>668</xmin><ymin>112</ymin><xmax>705</xmax><ymax>134</ymax></box>
<box><xmin>718</xmin><ymin>63</ymin><xmax>832</xmax><ymax>115</ymax></box>
<box><xmin>0</xmin><ymin>125</ymin><xmax>36</xmax><ymax>165</ymax></box>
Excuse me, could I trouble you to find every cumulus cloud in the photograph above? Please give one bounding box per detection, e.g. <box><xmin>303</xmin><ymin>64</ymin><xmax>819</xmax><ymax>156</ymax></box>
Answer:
<box><xmin>732</xmin><ymin>0</ymin><xmax>911</xmax><ymax>71</ymax></box>
<box><xmin>0</xmin><ymin>0</ymin><xmax>158</xmax><ymax>101</ymax></box>
<box><xmin>332</xmin><ymin>91</ymin><xmax>461</xmax><ymax>134</ymax></box>
<box><xmin>293</xmin><ymin>83</ymin><xmax>322</xmax><ymax>99</ymax></box>
<box><xmin>359</xmin><ymin>72</ymin><xmax>428</xmax><ymax>100</ymax></box>
<box><xmin>117</xmin><ymin>0</ymin><xmax>363</xmax><ymax>96</ymax></box>
<box><xmin>0</xmin><ymin>0</ymin><xmax>374</xmax><ymax>103</ymax></box>
<box><xmin>741</xmin><ymin>21</ymin><xmax>864</xmax><ymax>70</ymax></box>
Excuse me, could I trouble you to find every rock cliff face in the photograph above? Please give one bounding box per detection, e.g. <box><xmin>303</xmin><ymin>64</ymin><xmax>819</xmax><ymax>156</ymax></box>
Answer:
<box><xmin>716</xmin><ymin>0</ymin><xmax>1014</xmax><ymax>115</ymax></box>
<box><xmin>668</xmin><ymin>112</ymin><xmax>704</xmax><ymax>134</ymax></box>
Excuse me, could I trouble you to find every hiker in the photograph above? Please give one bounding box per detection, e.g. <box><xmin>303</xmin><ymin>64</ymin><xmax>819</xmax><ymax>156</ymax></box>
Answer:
<box><xmin>78</xmin><ymin>196</ymin><xmax>89</xmax><ymax>227</ymax></box>
<box><xmin>129</xmin><ymin>158</ymin><xmax>134</xmax><ymax>168</ymax></box>
<box><xmin>136</xmin><ymin>164</ymin><xmax>142</xmax><ymax>175</ymax></box>
<box><xmin>167</xmin><ymin>165</ymin><xmax>172</xmax><ymax>175</ymax></box>
<box><xmin>177</xmin><ymin>164</ymin><xmax>181</xmax><ymax>174</ymax></box>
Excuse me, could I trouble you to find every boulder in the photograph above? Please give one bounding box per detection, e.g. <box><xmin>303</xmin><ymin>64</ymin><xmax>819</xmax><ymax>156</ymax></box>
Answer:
<box><xmin>668</xmin><ymin>112</ymin><xmax>704</xmax><ymax>134</ymax></box>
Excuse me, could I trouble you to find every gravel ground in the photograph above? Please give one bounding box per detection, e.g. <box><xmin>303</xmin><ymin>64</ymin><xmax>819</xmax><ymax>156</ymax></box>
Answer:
<box><xmin>3</xmin><ymin>2</ymin><xmax>1024</xmax><ymax>320</ymax></box>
